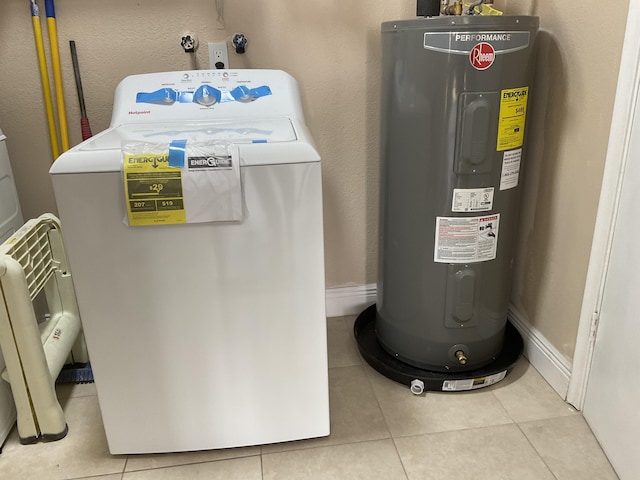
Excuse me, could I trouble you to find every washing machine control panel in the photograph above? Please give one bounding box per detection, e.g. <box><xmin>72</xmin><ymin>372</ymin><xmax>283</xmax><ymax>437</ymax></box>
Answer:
<box><xmin>110</xmin><ymin>69</ymin><xmax>303</xmax><ymax>127</ymax></box>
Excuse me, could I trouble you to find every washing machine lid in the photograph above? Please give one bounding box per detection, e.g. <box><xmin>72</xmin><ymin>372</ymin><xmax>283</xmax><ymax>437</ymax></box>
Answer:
<box><xmin>50</xmin><ymin>117</ymin><xmax>320</xmax><ymax>174</ymax></box>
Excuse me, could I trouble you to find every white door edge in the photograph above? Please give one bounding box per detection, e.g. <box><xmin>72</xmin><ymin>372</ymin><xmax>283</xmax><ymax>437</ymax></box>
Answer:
<box><xmin>567</xmin><ymin>1</ymin><xmax>640</xmax><ymax>410</ymax></box>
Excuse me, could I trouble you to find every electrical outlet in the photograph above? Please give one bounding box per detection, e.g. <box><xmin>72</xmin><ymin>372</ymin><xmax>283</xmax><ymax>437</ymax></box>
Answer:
<box><xmin>208</xmin><ymin>42</ymin><xmax>229</xmax><ymax>69</ymax></box>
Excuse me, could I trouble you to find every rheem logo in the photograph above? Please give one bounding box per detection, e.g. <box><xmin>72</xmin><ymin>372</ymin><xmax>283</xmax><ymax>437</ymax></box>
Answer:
<box><xmin>470</xmin><ymin>42</ymin><xmax>495</xmax><ymax>70</ymax></box>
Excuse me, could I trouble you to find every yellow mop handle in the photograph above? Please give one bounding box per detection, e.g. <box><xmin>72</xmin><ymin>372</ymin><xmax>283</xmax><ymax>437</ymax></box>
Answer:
<box><xmin>47</xmin><ymin>16</ymin><xmax>70</xmax><ymax>153</ymax></box>
<box><xmin>31</xmin><ymin>12</ymin><xmax>60</xmax><ymax>160</ymax></box>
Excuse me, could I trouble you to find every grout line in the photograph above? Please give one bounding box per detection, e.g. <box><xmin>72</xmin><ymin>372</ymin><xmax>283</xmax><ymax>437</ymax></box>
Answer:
<box><xmin>63</xmin><ymin>471</ymin><xmax>126</xmax><ymax>480</ymax></box>
<box><xmin>122</xmin><ymin>456</ymin><xmax>129</xmax><ymax>476</ymax></box>
<box><xmin>260</xmin><ymin>450</ymin><xmax>264</xmax><ymax>480</ymax></box>
<box><xmin>116</xmin><ymin>454</ymin><xmax>263</xmax><ymax>476</ymax></box>
<box><xmin>513</xmin><ymin>409</ymin><xmax>582</xmax><ymax>427</ymax></box>
<box><xmin>488</xmin><ymin>388</ymin><xmax>518</xmax><ymax>424</ymax></box>
<box><xmin>121</xmin><ymin>452</ymin><xmax>262</xmax><ymax>474</ymax></box>
<box><xmin>260</xmin><ymin>437</ymin><xmax>399</xmax><ymax>457</ymax></box>
<box><xmin>391</xmin><ymin>437</ymin><xmax>411</xmax><ymax>480</ymax></box>
<box><xmin>357</xmin><ymin>354</ymin><xmax>395</xmax><ymax>440</ymax></box>
<box><xmin>515</xmin><ymin>422</ymin><xmax>560</xmax><ymax>480</ymax></box>
<box><xmin>389</xmin><ymin>422</ymin><xmax>528</xmax><ymax>442</ymax></box>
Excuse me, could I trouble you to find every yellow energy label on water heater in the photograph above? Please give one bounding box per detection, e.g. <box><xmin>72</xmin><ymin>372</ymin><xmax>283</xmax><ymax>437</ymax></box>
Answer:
<box><xmin>497</xmin><ymin>86</ymin><xmax>529</xmax><ymax>151</ymax></box>
<box><xmin>123</xmin><ymin>153</ymin><xmax>186</xmax><ymax>226</ymax></box>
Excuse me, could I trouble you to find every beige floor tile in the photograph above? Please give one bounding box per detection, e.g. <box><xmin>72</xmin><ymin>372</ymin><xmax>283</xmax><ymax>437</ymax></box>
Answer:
<box><xmin>364</xmin><ymin>365</ymin><xmax>512</xmax><ymax>437</ymax></box>
<box><xmin>262</xmin><ymin>365</ymin><xmax>389</xmax><ymax>453</ymax></box>
<box><xmin>395</xmin><ymin>424</ymin><xmax>556</xmax><ymax>480</ymax></box>
<box><xmin>263</xmin><ymin>439</ymin><xmax>408</xmax><ymax>480</ymax></box>
<box><xmin>490</xmin><ymin>358</ymin><xmax>577</xmax><ymax>422</ymax></box>
<box><xmin>125</xmin><ymin>445</ymin><xmax>261</xmax><ymax>472</ymax></box>
<box><xmin>520</xmin><ymin>415</ymin><xmax>619</xmax><ymax>480</ymax></box>
<box><xmin>327</xmin><ymin>316</ymin><xmax>361</xmax><ymax>368</ymax></box>
<box><xmin>0</xmin><ymin>396</ymin><xmax>126</xmax><ymax>480</ymax></box>
<box><xmin>122</xmin><ymin>455</ymin><xmax>261</xmax><ymax>480</ymax></box>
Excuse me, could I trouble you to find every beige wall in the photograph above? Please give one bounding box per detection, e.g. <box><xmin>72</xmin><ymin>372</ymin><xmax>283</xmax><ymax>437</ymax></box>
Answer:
<box><xmin>0</xmin><ymin>0</ymin><xmax>629</xmax><ymax>361</ymax></box>
<box><xmin>0</xmin><ymin>0</ymin><xmax>413</xmax><ymax>287</ymax></box>
<box><xmin>496</xmin><ymin>0</ymin><xmax>629</xmax><ymax>359</ymax></box>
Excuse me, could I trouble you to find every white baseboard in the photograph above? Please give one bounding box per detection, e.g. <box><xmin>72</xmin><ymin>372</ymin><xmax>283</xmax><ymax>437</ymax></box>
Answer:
<box><xmin>325</xmin><ymin>283</ymin><xmax>376</xmax><ymax>318</ymax></box>
<box><xmin>325</xmin><ymin>284</ymin><xmax>572</xmax><ymax>400</ymax></box>
<box><xmin>507</xmin><ymin>306</ymin><xmax>572</xmax><ymax>400</ymax></box>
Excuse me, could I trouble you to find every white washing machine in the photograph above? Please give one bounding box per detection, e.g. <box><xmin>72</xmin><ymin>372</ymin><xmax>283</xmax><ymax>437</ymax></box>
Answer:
<box><xmin>0</xmin><ymin>128</ymin><xmax>21</xmax><ymax>448</ymax></box>
<box><xmin>49</xmin><ymin>70</ymin><xmax>329</xmax><ymax>454</ymax></box>
<box><xmin>0</xmin><ymin>130</ymin><xmax>23</xmax><ymax>244</ymax></box>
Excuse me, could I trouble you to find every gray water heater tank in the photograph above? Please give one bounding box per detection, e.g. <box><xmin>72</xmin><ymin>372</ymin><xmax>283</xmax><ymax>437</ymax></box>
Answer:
<box><xmin>376</xmin><ymin>15</ymin><xmax>539</xmax><ymax>373</ymax></box>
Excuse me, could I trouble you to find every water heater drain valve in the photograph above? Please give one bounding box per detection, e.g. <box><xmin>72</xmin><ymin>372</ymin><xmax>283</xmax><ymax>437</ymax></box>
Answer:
<box><xmin>455</xmin><ymin>350</ymin><xmax>468</xmax><ymax>365</ymax></box>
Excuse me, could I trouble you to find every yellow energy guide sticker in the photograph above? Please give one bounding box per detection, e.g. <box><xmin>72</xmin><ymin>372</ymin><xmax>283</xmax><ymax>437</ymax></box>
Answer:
<box><xmin>497</xmin><ymin>86</ymin><xmax>528</xmax><ymax>151</ymax></box>
<box><xmin>123</xmin><ymin>153</ymin><xmax>186</xmax><ymax>226</ymax></box>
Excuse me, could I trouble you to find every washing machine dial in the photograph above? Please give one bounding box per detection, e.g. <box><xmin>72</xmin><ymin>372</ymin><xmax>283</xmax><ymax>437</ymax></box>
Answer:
<box><xmin>193</xmin><ymin>85</ymin><xmax>221</xmax><ymax>107</ymax></box>
<box><xmin>135</xmin><ymin>88</ymin><xmax>178</xmax><ymax>105</ymax></box>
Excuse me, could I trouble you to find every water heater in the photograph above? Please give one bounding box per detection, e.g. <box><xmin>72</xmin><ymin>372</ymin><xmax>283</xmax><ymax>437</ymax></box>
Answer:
<box><xmin>356</xmin><ymin>13</ymin><xmax>538</xmax><ymax>392</ymax></box>
<box><xmin>376</xmin><ymin>15</ymin><xmax>538</xmax><ymax>374</ymax></box>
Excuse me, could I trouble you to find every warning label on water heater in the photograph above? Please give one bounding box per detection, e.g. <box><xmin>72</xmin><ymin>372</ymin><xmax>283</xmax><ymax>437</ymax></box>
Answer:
<box><xmin>434</xmin><ymin>214</ymin><xmax>500</xmax><ymax>263</ymax></box>
<box><xmin>500</xmin><ymin>148</ymin><xmax>522</xmax><ymax>190</ymax></box>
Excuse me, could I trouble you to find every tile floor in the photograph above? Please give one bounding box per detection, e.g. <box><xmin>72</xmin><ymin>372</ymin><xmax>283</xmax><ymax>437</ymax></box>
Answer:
<box><xmin>0</xmin><ymin>316</ymin><xmax>619</xmax><ymax>479</ymax></box>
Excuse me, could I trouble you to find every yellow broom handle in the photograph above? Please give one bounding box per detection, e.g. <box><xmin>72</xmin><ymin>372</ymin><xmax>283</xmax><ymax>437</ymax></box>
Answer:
<box><xmin>32</xmin><ymin>14</ymin><xmax>60</xmax><ymax>160</ymax></box>
<box><xmin>47</xmin><ymin>17</ymin><xmax>70</xmax><ymax>153</ymax></box>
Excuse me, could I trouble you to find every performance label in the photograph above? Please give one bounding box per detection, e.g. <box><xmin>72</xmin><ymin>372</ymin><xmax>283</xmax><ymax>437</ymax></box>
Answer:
<box><xmin>423</xmin><ymin>31</ymin><xmax>530</xmax><ymax>55</ymax></box>
<box><xmin>452</xmin><ymin>187</ymin><xmax>494</xmax><ymax>212</ymax></box>
<box><xmin>500</xmin><ymin>148</ymin><xmax>522</xmax><ymax>190</ymax></box>
<box><xmin>434</xmin><ymin>214</ymin><xmax>500</xmax><ymax>263</ymax></box>
<box><xmin>497</xmin><ymin>87</ymin><xmax>528</xmax><ymax>151</ymax></box>
<box><xmin>123</xmin><ymin>153</ymin><xmax>186</xmax><ymax>226</ymax></box>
